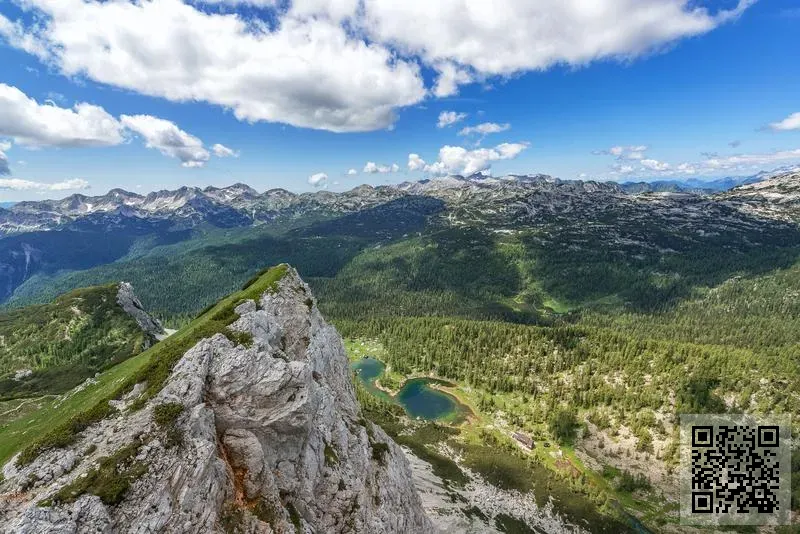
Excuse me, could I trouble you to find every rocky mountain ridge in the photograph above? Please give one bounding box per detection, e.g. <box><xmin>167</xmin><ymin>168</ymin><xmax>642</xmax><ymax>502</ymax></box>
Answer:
<box><xmin>716</xmin><ymin>170</ymin><xmax>800</xmax><ymax>222</ymax></box>
<box><xmin>0</xmin><ymin>267</ymin><xmax>431</xmax><ymax>533</ymax></box>
<box><xmin>1</xmin><ymin>170</ymin><xmax>798</xmax><ymax>311</ymax></box>
<box><xmin>3</xmin><ymin>169</ymin><xmax>795</xmax><ymax>236</ymax></box>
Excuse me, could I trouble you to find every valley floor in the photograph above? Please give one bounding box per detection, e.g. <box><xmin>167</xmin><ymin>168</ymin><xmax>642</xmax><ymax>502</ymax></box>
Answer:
<box><xmin>346</xmin><ymin>338</ymin><xmax>657</xmax><ymax>533</ymax></box>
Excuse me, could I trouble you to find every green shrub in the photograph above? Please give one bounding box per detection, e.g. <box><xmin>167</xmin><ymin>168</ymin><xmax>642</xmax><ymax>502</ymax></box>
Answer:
<box><xmin>252</xmin><ymin>500</ymin><xmax>278</xmax><ymax>527</ymax></box>
<box><xmin>324</xmin><ymin>442</ymin><xmax>339</xmax><ymax>466</ymax></box>
<box><xmin>286</xmin><ymin>502</ymin><xmax>302</xmax><ymax>533</ymax></box>
<box><xmin>370</xmin><ymin>441</ymin><xmax>390</xmax><ymax>465</ymax></box>
<box><xmin>548</xmin><ymin>407</ymin><xmax>579</xmax><ymax>444</ymax></box>
<box><xmin>635</xmin><ymin>428</ymin><xmax>654</xmax><ymax>453</ymax></box>
<box><xmin>51</xmin><ymin>441</ymin><xmax>147</xmax><ymax>505</ymax></box>
<box><xmin>153</xmin><ymin>402</ymin><xmax>184</xmax><ymax>428</ymax></box>
<box><xmin>615</xmin><ymin>470</ymin><xmax>651</xmax><ymax>493</ymax></box>
<box><xmin>153</xmin><ymin>403</ymin><xmax>185</xmax><ymax>448</ymax></box>
<box><xmin>227</xmin><ymin>329</ymin><xmax>254</xmax><ymax>348</ymax></box>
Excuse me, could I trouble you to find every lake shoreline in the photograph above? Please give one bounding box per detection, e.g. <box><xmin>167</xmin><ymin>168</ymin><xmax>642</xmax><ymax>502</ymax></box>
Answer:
<box><xmin>352</xmin><ymin>357</ymin><xmax>473</xmax><ymax>423</ymax></box>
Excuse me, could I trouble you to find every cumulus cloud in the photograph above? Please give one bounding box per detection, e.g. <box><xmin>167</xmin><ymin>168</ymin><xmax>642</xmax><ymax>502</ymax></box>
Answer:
<box><xmin>769</xmin><ymin>112</ymin><xmax>800</xmax><ymax>132</ymax></box>
<box><xmin>433</xmin><ymin>62</ymin><xmax>473</xmax><ymax>97</ymax></box>
<box><xmin>0</xmin><ymin>83</ymin><xmax>124</xmax><ymax>147</ymax></box>
<box><xmin>599</xmin><ymin>147</ymin><xmax>800</xmax><ymax>178</ymax></box>
<box><xmin>407</xmin><ymin>153</ymin><xmax>426</xmax><ymax>171</ymax></box>
<box><xmin>308</xmin><ymin>172</ymin><xmax>328</xmax><ymax>187</ymax></box>
<box><xmin>0</xmin><ymin>148</ymin><xmax>9</xmax><ymax>176</ymax></box>
<box><xmin>458</xmin><ymin>122</ymin><xmax>510</xmax><ymax>136</ymax></box>
<box><xmin>346</xmin><ymin>168</ymin><xmax>357</xmax><ymax>175</ymax></box>
<box><xmin>120</xmin><ymin>115</ymin><xmax>210</xmax><ymax>168</ymax></box>
<box><xmin>212</xmin><ymin>143</ymin><xmax>239</xmax><ymax>158</ymax></box>
<box><xmin>424</xmin><ymin>142</ymin><xmax>529</xmax><ymax>176</ymax></box>
<box><xmin>363</xmin><ymin>161</ymin><xmax>399</xmax><ymax>173</ymax></box>
<box><xmin>612</xmin><ymin>163</ymin><xmax>635</xmax><ymax>174</ymax></box>
<box><xmin>0</xmin><ymin>84</ymin><xmax>214</xmax><ymax>168</ymax></box>
<box><xmin>701</xmin><ymin>149</ymin><xmax>800</xmax><ymax>171</ymax></box>
<box><xmin>595</xmin><ymin>145</ymin><xmax>649</xmax><ymax>160</ymax></box>
<box><xmin>437</xmin><ymin>111</ymin><xmax>467</xmax><ymax>128</ymax></box>
<box><xmin>640</xmin><ymin>158</ymin><xmax>671</xmax><ymax>171</ymax></box>
<box><xmin>0</xmin><ymin>177</ymin><xmax>89</xmax><ymax>191</ymax></box>
<box><xmin>1</xmin><ymin>0</ymin><xmax>753</xmax><ymax>128</ymax></box>
<box><xmin>0</xmin><ymin>0</ymin><xmax>425</xmax><ymax>133</ymax></box>
<box><xmin>360</xmin><ymin>0</ymin><xmax>754</xmax><ymax>95</ymax></box>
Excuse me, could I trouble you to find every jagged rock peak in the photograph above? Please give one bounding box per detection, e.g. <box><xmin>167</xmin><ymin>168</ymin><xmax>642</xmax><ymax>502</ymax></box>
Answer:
<box><xmin>116</xmin><ymin>282</ymin><xmax>165</xmax><ymax>341</ymax></box>
<box><xmin>1</xmin><ymin>266</ymin><xmax>431</xmax><ymax>534</ymax></box>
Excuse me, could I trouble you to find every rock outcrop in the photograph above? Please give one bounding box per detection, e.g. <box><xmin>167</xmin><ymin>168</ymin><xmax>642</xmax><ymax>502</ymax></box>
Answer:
<box><xmin>116</xmin><ymin>282</ymin><xmax>165</xmax><ymax>341</ymax></box>
<box><xmin>0</xmin><ymin>267</ymin><xmax>431</xmax><ymax>533</ymax></box>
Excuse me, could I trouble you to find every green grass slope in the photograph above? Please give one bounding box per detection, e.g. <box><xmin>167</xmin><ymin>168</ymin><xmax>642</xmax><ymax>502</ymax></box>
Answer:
<box><xmin>0</xmin><ymin>264</ymin><xmax>289</xmax><ymax>468</ymax></box>
<box><xmin>0</xmin><ymin>284</ymin><xmax>149</xmax><ymax>400</ymax></box>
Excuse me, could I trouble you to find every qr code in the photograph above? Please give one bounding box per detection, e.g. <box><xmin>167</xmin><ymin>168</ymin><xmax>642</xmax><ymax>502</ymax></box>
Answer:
<box><xmin>680</xmin><ymin>414</ymin><xmax>791</xmax><ymax>526</ymax></box>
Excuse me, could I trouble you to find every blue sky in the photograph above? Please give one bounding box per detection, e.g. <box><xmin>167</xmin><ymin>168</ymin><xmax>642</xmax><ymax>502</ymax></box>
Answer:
<box><xmin>0</xmin><ymin>0</ymin><xmax>799</xmax><ymax>200</ymax></box>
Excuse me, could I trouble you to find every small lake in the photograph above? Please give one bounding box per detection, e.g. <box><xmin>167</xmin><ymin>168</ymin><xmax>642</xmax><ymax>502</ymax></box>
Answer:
<box><xmin>352</xmin><ymin>357</ymin><xmax>469</xmax><ymax>422</ymax></box>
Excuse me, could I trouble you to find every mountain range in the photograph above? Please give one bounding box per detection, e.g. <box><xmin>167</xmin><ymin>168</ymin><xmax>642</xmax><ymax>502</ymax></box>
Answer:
<box><xmin>1</xmin><ymin>169</ymin><xmax>799</xmax><ymax>307</ymax></box>
<box><xmin>2</xmin><ymin>169</ymin><xmax>796</xmax><ymax>236</ymax></box>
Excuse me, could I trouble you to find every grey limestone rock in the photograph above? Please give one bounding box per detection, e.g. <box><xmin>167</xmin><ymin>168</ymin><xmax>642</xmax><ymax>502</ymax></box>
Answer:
<box><xmin>1</xmin><ymin>267</ymin><xmax>432</xmax><ymax>534</ymax></box>
<box><xmin>116</xmin><ymin>282</ymin><xmax>165</xmax><ymax>341</ymax></box>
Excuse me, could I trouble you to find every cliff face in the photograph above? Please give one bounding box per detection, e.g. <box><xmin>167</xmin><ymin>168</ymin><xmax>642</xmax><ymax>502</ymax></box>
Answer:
<box><xmin>1</xmin><ymin>267</ymin><xmax>431</xmax><ymax>533</ymax></box>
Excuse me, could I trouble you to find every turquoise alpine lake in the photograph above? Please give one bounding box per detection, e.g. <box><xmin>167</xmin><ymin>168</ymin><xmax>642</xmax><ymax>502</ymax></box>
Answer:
<box><xmin>351</xmin><ymin>357</ymin><xmax>469</xmax><ymax>422</ymax></box>
<box><xmin>351</xmin><ymin>358</ymin><xmax>639</xmax><ymax>532</ymax></box>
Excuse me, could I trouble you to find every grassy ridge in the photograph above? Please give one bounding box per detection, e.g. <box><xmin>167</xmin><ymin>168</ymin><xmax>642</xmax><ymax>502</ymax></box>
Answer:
<box><xmin>0</xmin><ymin>284</ymin><xmax>147</xmax><ymax>399</ymax></box>
<box><xmin>5</xmin><ymin>264</ymin><xmax>289</xmax><ymax>467</ymax></box>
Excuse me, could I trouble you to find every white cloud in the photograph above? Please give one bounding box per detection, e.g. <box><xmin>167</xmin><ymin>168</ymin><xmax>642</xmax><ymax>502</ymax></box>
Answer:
<box><xmin>0</xmin><ymin>83</ymin><xmax>124</xmax><ymax>147</ymax></box>
<box><xmin>0</xmin><ymin>148</ymin><xmax>9</xmax><ymax>176</ymax></box>
<box><xmin>701</xmin><ymin>149</ymin><xmax>800</xmax><ymax>171</ymax></box>
<box><xmin>211</xmin><ymin>143</ymin><xmax>239</xmax><ymax>158</ymax></box>
<box><xmin>2</xmin><ymin>0</ymin><xmax>752</xmax><ymax>128</ymax></box>
<box><xmin>120</xmin><ymin>115</ymin><xmax>210</xmax><ymax>168</ymax></box>
<box><xmin>346</xmin><ymin>168</ymin><xmax>357</xmax><ymax>175</ymax></box>
<box><xmin>0</xmin><ymin>84</ymin><xmax>219</xmax><ymax>168</ymax></box>
<box><xmin>458</xmin><ymin>122</ymin><xmax>510</xmax><ymax>136</ymax></box>
<box><xmin>424</xmin><ymin>142</ymin><xmax>529</xmax><ymax>176</ymax></box>
<box><xmin>0</xmin><ymin>177</ymin><xmax>89</xmax><ymax>191</ymax></box>
<box><xmin>194</xmin><ymin>0</ymin><xmax>279</xmax><ymax>5</ymax></box>
<box><xmin>308</xmin><ymin>172</ymin><xmax>328</xmax><ymax>187</ymax></box>
<box><xmin>361</xmin><ymin>0</ymin><xmax>754</xmax><ymax>95</ymax></box>
<box><xmin>596</xmin><ymin>145</ymin><xmax>649</xmax><ymax>160</ymax></box>
<box><xmin>433</xmin><ymin>62</ymin><xmax>473</xmax><ymax>97</ymax></box>
<box><xmin>437</xmin><ymin>111</ymin><xmax>467</xmax><ymax>128</ymax></box>
<box><xmin>640</xmin><ymin>158</ymin><xmax>670</xmax><ymax>171</ymax></box>
<box><xmin>612</xmin><ymin>163</ymin><xmax>635</xmax><ymax>174</ymax></box>
<box><xmin>1</xmin><ymin>0</ymin><xmax>425</xmax><ymax>133</ymax></box>
<box><xmin>601</xmin><ymin>147</ymin><xmax>800</xmax><ymax>178</ymax></box>
<box><xmin>363</xmin><ymin>161</ymin><xmax>399</xmax><ymax>173</ymax></box>
<box><xmin>407</xmin><ymin>153</ymin><xmax>426</xmax><ymax>171</ymax></box>
<box><xmin>769</xmin><ymin>112</ymin><xmax>800</xmax><ymax>132</ymax></box>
